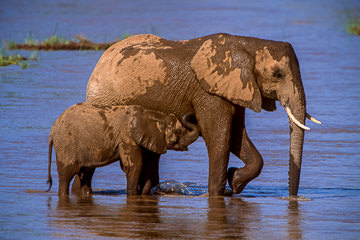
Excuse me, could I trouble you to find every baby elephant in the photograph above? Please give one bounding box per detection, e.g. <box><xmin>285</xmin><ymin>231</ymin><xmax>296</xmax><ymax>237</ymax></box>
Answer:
<box><xmin>47</xmin><ymin>103</ymin><xmax>199</xmax><ymax>196</ymax></box>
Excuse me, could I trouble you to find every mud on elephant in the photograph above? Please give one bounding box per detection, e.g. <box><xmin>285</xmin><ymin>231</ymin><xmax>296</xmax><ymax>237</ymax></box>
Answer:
<box><xmin>86</xmin><ymin>33</ymin><xmax>321</xmax><ymax>197</ymax></box>
<box><xmin>47</xmin><ymin>103</ymin><xmax>199</xmax><ymax>196</ymax></box>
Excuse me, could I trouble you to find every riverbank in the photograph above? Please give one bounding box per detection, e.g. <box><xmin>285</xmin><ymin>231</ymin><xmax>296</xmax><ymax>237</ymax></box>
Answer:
<box><xmin>5</xmin><ymin>34</ymin><xmax>126</xmax><ymax>51</ymax></box>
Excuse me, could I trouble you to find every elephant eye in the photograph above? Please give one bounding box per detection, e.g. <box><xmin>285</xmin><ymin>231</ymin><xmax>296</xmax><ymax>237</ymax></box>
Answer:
<box><xmin>272</xmin><ymin>70</ymin><xmax>283</xmax><ymax>79</ymax></box>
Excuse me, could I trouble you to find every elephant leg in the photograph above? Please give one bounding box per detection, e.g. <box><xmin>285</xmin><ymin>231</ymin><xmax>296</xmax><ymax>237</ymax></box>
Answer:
<box><xmin>120</xmin><ymin>146</ymin><xmax>144</xmax><ymax>196</ymax></box>
<box><xmin>229</xmin><ymin>107</ymin><xmax>264</xmax><ymax>194</ymax></box>
<box><xmin>194</xmin><ymin>98</ymin><xmax>234</xmax><ymax>196</ymax></box>
<box><xmin>57</xmin><ymin>163</ymin><xmax>77</xmax><ymax>196</ymax></box>
<box><xmin>139</xmin><ymin>150</ymin><xmax>160</xmax><ymax>195</ymax></box>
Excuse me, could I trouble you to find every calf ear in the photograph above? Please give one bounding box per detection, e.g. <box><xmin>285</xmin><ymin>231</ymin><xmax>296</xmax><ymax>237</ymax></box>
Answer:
<box><xmin>128</xmin><ymin>108</ymin><xmax>167</xmax><ymax>155</ymax></box>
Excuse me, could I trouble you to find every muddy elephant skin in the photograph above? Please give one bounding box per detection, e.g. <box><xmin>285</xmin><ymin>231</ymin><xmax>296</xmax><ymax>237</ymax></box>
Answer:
<box><xmin>86</xmin><ymin>33</ymin><xmax>314</xmax><ymax>197</ymax></box>
<box><xmin>47</xmin><ymin>103</ymin><xmax>199</xmax><ymax>196</ymax></box>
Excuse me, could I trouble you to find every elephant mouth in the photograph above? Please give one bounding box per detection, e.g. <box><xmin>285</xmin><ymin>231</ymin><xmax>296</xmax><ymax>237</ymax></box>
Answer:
<box><xmin>170</xmin><ymin>143</ymin><xmax>188</xmax><ymax>151</ymax></box>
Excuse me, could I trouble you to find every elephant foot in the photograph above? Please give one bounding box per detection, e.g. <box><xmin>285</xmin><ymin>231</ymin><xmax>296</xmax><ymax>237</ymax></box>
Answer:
<box><xmin>227</xmin><ymin>167</ymin><xmax>249</xmax><ymax>194</ymax></box>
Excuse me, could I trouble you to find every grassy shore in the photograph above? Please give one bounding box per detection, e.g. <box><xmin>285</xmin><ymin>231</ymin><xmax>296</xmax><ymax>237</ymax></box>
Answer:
<box><xmin>346</xmin><ymin>19</ymin><xmax>360</xmax><ymax>35</ymax></box>
<box><xmin>0</xmin><ymin>49</ymin><xmax>37</xmax><ymax>69</ymax></box>
<box><xmin>6</xmin><ymin>34</ymin><xmax>129</xmax><ymax>51</ymax></box>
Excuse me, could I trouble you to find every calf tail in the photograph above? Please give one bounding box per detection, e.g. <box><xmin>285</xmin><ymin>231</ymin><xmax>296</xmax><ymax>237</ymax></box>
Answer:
<box><xmin>47</xmin><ymin>137</ymin><xmax>53</xmax><ymax>192</ymax></box>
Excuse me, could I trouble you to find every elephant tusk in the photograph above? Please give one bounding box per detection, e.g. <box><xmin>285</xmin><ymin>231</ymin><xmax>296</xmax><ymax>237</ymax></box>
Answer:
<box><xmin>285</xmin><ymin>107</ymin><xmax>310</xmax><ymax>131</ymax></box>
<box><xmin>306</xmin><ymin>113</ymin><xmax>322</xmax><ymax>124</ymax></box>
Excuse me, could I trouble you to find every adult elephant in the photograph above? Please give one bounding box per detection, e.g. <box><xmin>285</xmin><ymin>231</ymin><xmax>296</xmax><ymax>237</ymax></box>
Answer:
<box><xmin>86</xmin><ymin>33</ymin><xmax>320</xmax><ymax>197</ymax></box>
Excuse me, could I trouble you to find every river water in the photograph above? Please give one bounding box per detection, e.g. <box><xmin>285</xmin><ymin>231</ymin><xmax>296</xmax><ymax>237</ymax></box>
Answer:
<box><xmin>1</xmin><ymin>0</ymin><xmax>359</xmax><ymax>239</ymax></box>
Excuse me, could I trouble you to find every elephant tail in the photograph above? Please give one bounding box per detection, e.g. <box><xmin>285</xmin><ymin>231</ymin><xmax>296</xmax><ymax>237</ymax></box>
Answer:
<box><xmin>47</xmin><ymin>136</ymin><xmax>53</xmax><ymax>192</ymax></box>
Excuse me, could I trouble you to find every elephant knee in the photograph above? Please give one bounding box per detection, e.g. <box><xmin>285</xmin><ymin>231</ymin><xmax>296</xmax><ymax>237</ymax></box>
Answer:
<box><xmin>250</xmin><ymin>153</ymin><xmax>264</xmax><ymax>178</ymax></box>
<box><xmin>241</xmin><ymin>145</ymin><xmax>264</xmax><ymax>179</ymax></box>
<box><xmin>228</xmin><ymin>153</ymin><xmax>264</xmax><ymax>194</ymax></box>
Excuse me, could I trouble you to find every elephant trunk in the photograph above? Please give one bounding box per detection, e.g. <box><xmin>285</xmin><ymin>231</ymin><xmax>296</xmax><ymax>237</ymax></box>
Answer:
<box><xmin>286</xmin><ymin>102</ymin><xmax>306</xmax><ymax>197</ymax></box>
<box><xmin>181</xmin><ymin>113</ymin><xmax>199</xmax><ymax>146</ymax></box>
<box><xmin>279</xmin><ymin>56</ymin><xmax>309</xmax><ymax>198</ymax></box>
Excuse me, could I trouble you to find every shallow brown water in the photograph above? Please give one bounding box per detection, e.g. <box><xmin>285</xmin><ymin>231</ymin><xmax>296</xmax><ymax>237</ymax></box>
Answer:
<box><xmin>1</xmin><ymin>0</ymin><xmax>360</xmax><ymax>239</ymax></box>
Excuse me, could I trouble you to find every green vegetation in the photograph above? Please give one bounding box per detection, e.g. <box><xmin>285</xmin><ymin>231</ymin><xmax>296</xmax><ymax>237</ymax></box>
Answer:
<box><xmin>0</xmin><ymin>33</ymin><xmax>130</xmax><ymax>68</ymax></box>
<box><xmin>6</xmin><ymin>34</ymin><xmax>131</xmax><ymax>51</ymax></box>
<box><xmin>346</xmin><ymin>19</ymin><xmax>360</xmax><ymax>35</ymax></box>
<box><xmin>344</xmin><ymin>6</ymin><xmax>360</xmax><ymax>36</ymax></box>
<box><xmin>42</xmin><ymin>35</ymin><xmax>70</xmax><ymax>46</ymax></box>
<box><xmin>0</xmin><ymin>49</ymin><xmax>37</xmax><ymax>69</ymax></box>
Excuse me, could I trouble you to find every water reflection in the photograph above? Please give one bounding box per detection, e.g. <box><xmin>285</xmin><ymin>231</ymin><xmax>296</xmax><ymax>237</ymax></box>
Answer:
<box><xmin>207</xmin><ymin>197</ymin><xmax>305</xmax><ymax>239</ymax></box>
<box><xmin>53</xmin><ymin>195</ymin><xmax>161</xmax><ymax>238</ymax></box>
<box><xmin>48</xmin><ymin>194</ymin><xmax>305</xmax><ymax>239</ymax></box>
<box><xmin>207</xmin><ymin>197</ymin><xmax>261</xmax><ymax>239</ymax></box>
<box><xmin>287</xmin><ymin>201</ymin><xmax>302</xmax><ymax>240</ymax></box>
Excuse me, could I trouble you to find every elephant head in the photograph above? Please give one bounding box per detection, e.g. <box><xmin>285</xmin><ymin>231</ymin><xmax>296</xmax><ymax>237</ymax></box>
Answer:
<box><xmin>190</xmin><ymin>35</ymin><xmax>321</xmax><ymax>196</ymax></box>
<box><xmin>166</xmin><ymin>113</ymin><xmax>199</xmax><ymax>152</ymax></box>
<box><xmin>128</xmin><ymin>106</ymin><xmax>199</xmax><ymax>155</ymax></box>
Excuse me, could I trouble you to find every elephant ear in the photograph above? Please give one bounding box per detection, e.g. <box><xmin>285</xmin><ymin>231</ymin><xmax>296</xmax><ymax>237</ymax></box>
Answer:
<box><xmin>190</xmin><ymin>36</ymin><xmax>262</xmax><ymax>112</ymax></box>
<box><xmin>128</xmin><ymin>106</ymin><xmax>167</xmax><ymax>155</ymax></box>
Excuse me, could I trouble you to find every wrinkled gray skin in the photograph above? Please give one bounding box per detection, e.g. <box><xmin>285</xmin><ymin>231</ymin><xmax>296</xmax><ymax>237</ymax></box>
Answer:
<box><xmin>86</xmin><ymin>33</ymin><xmax>308</xmax><ymax>197</ymax></box>
<box><xmin>47</xmin><ymin>103</ymin><xmax>199</xmax><ymax>196</ymax></box>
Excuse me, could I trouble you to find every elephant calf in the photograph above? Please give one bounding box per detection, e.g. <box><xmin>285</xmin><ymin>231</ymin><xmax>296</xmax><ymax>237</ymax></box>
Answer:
<box><xmin>47</xmin><ymin>103</ymin><xmax>199</xmax><ymax>196</ymax></box>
